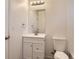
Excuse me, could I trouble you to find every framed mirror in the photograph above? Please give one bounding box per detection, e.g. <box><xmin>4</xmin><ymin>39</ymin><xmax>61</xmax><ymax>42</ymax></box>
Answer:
<box><xmin>28</xmin><ymin>0</ymin><xmax>46</xmax><ymax>34</ymax></box>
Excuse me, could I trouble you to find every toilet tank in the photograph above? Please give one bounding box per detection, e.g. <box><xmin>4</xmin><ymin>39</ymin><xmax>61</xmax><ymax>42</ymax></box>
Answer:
<box><xmin>53</xmin><ymin>37</ymin><xmax>66</xmax><ymax>51</ymax></box>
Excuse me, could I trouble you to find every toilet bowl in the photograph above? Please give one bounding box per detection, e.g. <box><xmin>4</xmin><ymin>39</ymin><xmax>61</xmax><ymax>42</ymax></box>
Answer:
<box><xmin>54</xmin><ymin>51</ymin><xmax>69</xmax><ymax>59</ymax></box>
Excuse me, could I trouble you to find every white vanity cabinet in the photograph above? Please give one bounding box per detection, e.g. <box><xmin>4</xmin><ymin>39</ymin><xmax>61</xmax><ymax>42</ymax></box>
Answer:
<box><xmin>22</xmin><ymin>33</ymin><xmax>45</xmax><ymax>59</ymax></box>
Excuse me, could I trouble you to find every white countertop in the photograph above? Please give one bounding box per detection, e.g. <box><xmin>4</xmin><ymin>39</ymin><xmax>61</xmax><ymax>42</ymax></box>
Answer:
<box><xmin>22</xmin><ymin>33</ymin><xmax>46</xmax><ymax>38</ymax></box>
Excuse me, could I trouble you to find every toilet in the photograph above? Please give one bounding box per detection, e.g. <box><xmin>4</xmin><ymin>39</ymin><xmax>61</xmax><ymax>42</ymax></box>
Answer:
<box><xmin>52</xmin><ymin>37</ymin><xmax>69</xmax><ymax>59</ymax></box>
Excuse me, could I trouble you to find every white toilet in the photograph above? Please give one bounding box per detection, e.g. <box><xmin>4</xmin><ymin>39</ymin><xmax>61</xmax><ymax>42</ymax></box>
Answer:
<box><xmin>53</xmin><ymin>37</ymin><xmax>69</xmax><ymax>59</ymax></box>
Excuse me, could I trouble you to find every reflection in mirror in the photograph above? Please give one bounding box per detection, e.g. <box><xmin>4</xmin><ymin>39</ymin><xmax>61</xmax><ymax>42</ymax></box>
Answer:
<box><xmin>36</xmin><ymin>9</ymin><xmax>46</xmax><ymax>33</ymax></box>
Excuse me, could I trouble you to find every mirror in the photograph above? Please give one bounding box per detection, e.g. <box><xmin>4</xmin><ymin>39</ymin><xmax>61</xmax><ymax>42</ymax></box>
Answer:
<box><xmin>28</xmin><ymin>0</ymin><xmax>46</xmax><ymax>34</ymax></box>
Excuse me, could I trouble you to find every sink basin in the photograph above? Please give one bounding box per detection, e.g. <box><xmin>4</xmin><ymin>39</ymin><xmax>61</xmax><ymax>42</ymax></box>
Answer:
<box><xmin>22</xmin><ymin>33</ymin><xmax>46</xmax><ymax>38</ymax></box>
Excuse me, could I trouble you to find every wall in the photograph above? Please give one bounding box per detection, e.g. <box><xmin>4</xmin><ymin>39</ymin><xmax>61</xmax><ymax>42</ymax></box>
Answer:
<box><xmin>45</xmin><ymin>0</ymin><xmax>74</xmax><ymax>58</ymax></box>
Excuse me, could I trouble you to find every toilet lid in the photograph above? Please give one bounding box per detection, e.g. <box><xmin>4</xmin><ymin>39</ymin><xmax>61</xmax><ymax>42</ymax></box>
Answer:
<box><xmin>54</xmin><ymin>51</ymin><xmax>69</xmax><ymax>59</ymax></box>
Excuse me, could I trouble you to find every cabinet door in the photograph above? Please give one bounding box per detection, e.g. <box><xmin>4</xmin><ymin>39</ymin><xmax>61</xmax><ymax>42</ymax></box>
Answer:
<box><xmin>23</xmin><ymin>43</ymin><xmax>32</xmax><ymax>59</ymax></box>
<box><xmin>33</xmin><ymin>43</ymin><xmax>44</xmax><ymax>59</ymax></box>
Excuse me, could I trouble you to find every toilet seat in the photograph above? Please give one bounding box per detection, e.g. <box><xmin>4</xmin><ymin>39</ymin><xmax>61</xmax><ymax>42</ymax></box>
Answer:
<box><xmin>54</xmin><ymin>51</ymin><xmax>69</xmax><ymax>59</ymax></box>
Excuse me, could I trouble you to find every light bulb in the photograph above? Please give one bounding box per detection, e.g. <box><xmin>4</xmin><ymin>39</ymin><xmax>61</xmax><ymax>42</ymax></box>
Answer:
<box><xmin>30</xmin><ymin>2</ymin><xmax>33</xmax><ymax>5</ymax></box>
<box><xmin>41</xmin><ymin>0</ymin><xmax>44</xmax><ymax>4</ymax></box>
<box><xmin>37</xmin><ymin>1</ymin><xmax>40</xmax><ymax>4</ymax></box>
<box><xmin>33</xmin><ymin>1</ymin><xmax>37</xmax><ymax>5</ymax></box>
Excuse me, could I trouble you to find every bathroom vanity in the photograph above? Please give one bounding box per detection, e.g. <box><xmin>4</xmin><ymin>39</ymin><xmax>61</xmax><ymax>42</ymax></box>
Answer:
<box><xmin>22</xmin><ymin>33</ymin><xmax>46</xmax><ymax>59</ymax></box>
<box><xmin>22</xmin><ymin>0</ymin><xmax>46</xmax><ymax>59</ymax></box>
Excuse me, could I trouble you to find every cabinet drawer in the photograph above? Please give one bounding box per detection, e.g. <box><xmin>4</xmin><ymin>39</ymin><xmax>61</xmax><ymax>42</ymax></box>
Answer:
<box><xmin>23</xmin><ymin>37</ymin><xmax>44</xmax><ymax>43</ymax></box>
<box><xmin>33</xmin><ymin>43</ymin><xmax>44</xmax><ymax>52</ymax></box>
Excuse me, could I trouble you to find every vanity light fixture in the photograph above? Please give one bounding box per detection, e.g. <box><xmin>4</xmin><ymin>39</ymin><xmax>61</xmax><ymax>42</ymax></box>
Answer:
<box><xmin>30</xmin><ymin>0</ymin><xmax>45</xmax><ymax>6</ymax></box>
